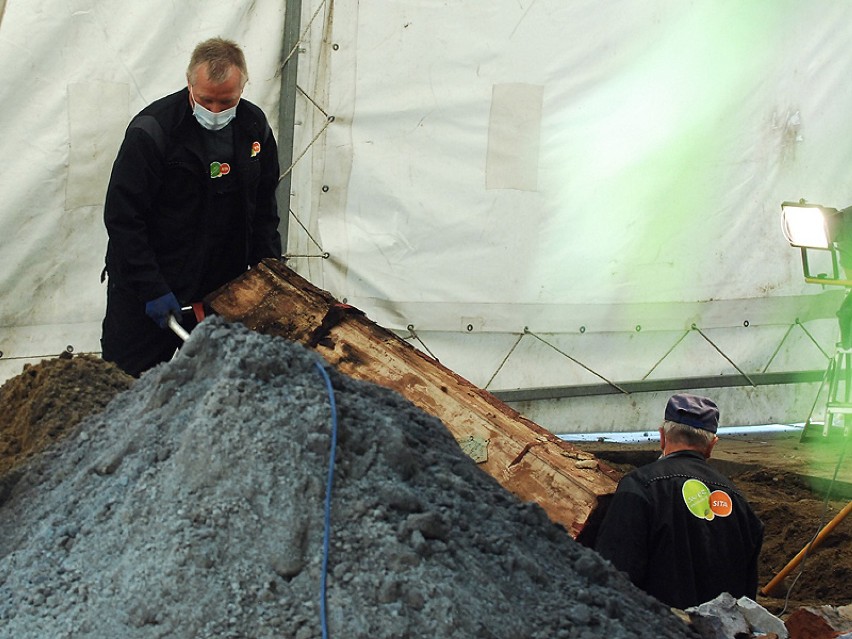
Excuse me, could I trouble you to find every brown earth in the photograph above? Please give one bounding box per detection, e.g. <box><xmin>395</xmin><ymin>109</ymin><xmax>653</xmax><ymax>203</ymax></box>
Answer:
<box><xmin>0</xmin><ymin>353</ymin><xmax>133</xmax><ymax>476</ymax></box>
<box><xmin>1</xmin><ymin>353</ymin><xmax>850</xmax><ymax>620</ymax></box>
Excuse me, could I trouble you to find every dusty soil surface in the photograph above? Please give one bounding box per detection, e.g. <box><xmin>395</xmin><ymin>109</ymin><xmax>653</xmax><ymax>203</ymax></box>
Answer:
<box><xmin>0</xmin><ymin>320</ymin><xmax>849</xmax><ymax>632</ymax></box>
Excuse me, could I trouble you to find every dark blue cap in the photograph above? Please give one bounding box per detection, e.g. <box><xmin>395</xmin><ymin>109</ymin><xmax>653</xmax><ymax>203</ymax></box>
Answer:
<box><xmin>664</xmin><ymin>394</ymin><xmax>719</xmax><ymax>433</ymax></box>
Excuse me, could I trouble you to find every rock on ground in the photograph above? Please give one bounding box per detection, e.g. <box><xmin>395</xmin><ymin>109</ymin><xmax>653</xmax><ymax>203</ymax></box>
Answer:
<box><xmin>0</xmin><ymin>317</ymin><xmax>696</xmax><ymax>639</ymax></box>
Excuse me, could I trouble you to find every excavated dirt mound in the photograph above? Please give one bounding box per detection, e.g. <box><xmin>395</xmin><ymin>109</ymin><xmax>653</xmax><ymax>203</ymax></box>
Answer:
<box><xmin>0</xmin><ymin>318</ymin><xmax>696</xmax><ymax>639</ymax></box>
<box><xmin>0</xmin><ymin>352</ymin><xmax>133</xmax><ymax>476</ymax></box>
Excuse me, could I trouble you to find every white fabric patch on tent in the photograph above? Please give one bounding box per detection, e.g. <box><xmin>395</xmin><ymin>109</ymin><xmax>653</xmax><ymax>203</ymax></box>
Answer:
<box><xmin>486</xmin><ymin>83</ymin><xmax>543</xmax><ymax>191</ymax></box>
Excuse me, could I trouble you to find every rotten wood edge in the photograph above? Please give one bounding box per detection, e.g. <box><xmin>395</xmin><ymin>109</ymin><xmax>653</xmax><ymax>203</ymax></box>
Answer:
<box><xmin>209</xmin><ymin>259</ymin><xmax>621</xmax><ymax>536</ymax></box>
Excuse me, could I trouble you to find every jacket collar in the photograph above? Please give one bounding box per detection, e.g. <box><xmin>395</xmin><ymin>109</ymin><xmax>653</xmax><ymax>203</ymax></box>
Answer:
<box><xmin>659</xmin><ymin>449</ymin><xmax>706</xmax><ymax>462</ymax></box>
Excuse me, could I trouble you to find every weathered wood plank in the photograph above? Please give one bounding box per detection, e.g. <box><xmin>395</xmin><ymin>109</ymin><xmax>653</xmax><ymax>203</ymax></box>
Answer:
<box><xmin>208</xmin><ymin>259</ymin><xmax>619</xmax><ymax>536</ymax></box>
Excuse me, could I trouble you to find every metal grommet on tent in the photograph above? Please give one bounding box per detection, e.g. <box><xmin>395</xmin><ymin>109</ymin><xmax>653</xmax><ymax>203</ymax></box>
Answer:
<box><xmin>405</xmin><ymin>324</ymin><xmax>439</xmax><ymax>361</ymax></box>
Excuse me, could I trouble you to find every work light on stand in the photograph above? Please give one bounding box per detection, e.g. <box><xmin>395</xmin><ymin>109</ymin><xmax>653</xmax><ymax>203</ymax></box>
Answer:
<box><xmin>781</xmin><ymin>201</ymin><xmax>839</xmax><ymax>249</ymax></box>
<box><xmin>766</xmin><ymin>200</ymin><xmax>852</xmax><ymax>600</ymax></box>
<box><xmin>780</xmin><ymin>200</ymin><xmax>852</xmax><ymax>285</ymax></box>
<box><xmin>781</xmin><ymin>199</ymin><xmax>852</xmax><ymax>440</ymax></box>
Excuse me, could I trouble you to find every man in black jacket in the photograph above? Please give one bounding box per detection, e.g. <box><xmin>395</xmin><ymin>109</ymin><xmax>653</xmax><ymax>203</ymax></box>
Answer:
<box><xmin>101</xmin><ymin>37</ymin><xmax>281</xmax><ymax>376</ymax></box>
<box><xmin>593</xmin><ymin>394</ymin><xmax>764</xmax><ymax>610</ymax></box>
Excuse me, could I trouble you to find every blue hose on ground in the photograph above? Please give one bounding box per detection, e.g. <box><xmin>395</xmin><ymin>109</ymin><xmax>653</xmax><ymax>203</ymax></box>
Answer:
<box><xmin>313</xmin><ymin>358</ymin><xmax>339</xmax><ymax>639</ymax></box>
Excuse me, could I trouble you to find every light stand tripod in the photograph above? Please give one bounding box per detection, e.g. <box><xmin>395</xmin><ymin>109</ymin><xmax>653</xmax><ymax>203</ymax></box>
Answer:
<box><xmin>818</xmin><ymin>326</ymin><xmax>852</xmax><ymax>440</ymax></box>
<box><xmin>805</xmin><ymin>338</ymin><xmax>852</xmax><ymax>441</ymax></box>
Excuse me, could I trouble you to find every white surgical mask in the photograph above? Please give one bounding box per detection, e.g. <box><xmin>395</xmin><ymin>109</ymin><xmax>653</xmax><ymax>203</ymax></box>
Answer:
<box><xmin>190</xmin><ymin>88</ymin><xmax>238</xmax><ymax>131</ymax></box>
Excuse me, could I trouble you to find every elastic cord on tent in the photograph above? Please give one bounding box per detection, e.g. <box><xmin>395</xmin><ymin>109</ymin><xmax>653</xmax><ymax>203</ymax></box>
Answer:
<box><xmin>297</xmin><ymin>84</ymin><xmax>329</xmax><ymax>118</ymax></box>
<box><xmin>284</xmin><ymin>207</ymin><xmax>329</xmax><ymax>260</ymax></box>
<box><xmin>313</xmin><ymin>357</ymin><xmax>339</xmax><ymax>639</ymax></box>
<box><xmin>279</xmin><ymin>115</ymin><xmax>334</xmax><ymax>182</ymax></box>
<box><xmin>281</xmin><ymin>0</ymin><xmax>329</xmax><ymax>68</ymax></box>
<box><xmin>642</xmin><ymin>328</ymin><xmax>690</xmax><ymax>380</ymax></box>
<box><xmin>794</xmin><ymin>319</ymin><xmax>832</xmax><ymax>360</ymax></box>
<box><xmin>690</xmin><ymin>324</ymin><xmax>756</xmax><ymax>386</ymax></box>
<box><xmin>484</xmin><ymin>332</ymin><xmax>523</xmax><ymax>390</ymax></box>
<box><xmin>280</xmin><ymin>112</ymin><xmax>334</xmax><ymax>261</ymax></box>
<box><xmin>404</xmin><ymin>324</ymin><xmax>439</xmax><ymax>361</ymax></box>
<box><xmin>514</xmin><ymin>328</ymin><xmax>629</xmax><ymax>394</ymax></box>
<box><xmin>642</xmin><ymin>324</ymin><xmax>757</xmax><ymax>386</ymax></box>
<box><xmin>762</xmin><ymin>318</ymin><xmax>830</xmax><ymax>373</ymax></box>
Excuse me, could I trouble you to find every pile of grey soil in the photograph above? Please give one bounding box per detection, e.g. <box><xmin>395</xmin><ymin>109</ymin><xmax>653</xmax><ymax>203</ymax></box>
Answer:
<box><xmin>0</xmin><ymin>317</ymin><xmax>696</xmax><ymax>639</ymax></box>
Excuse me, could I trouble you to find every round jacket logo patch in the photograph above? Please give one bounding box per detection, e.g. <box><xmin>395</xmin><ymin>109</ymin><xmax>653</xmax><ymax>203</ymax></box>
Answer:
<box><xmin>210</xmin><ymin>162</ymin><xmax>231</xmax><ymax>179</ymax></box>
<box><xmin>251</xmin><ymin>141</ymin><xmax>261</xmax><ymax>157</ymax></box>
<box><xmin>708</xmin><ymin>489</ymin><xmax>733</xmax><ymax>517</ymax></box>
<box><xmin>682</xmin><ymin>479</ymin><xmax>713</xmax><ymax>520</ymax></box>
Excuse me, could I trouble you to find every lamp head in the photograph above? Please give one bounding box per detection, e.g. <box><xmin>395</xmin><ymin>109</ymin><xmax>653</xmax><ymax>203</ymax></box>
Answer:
<box><xmin>781</xmin><ymin>201</ymin><xmax>841</xmax><ymax>249</ymax></box>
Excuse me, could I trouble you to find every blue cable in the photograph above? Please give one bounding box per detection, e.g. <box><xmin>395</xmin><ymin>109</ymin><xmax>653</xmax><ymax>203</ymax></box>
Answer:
<box><xmin>313</xmin><ymin>358</ymin><xmax>339</xmax><ymax>639</ymax></box>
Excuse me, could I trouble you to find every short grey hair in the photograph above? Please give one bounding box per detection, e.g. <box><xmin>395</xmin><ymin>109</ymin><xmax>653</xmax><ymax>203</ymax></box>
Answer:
<box><xmin>186</xmin><ymin>37</ymin><xmax>248</xmax><ymax>87</ymax></box>
<box><xmin>661</xmin><ymin>420</ymin><xmax>716</xmax><ymax>449</ymax></box>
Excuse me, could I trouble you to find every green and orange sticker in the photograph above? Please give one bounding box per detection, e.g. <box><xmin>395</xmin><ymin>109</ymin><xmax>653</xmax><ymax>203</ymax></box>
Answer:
<box><xmin>251</xmin><ymin>141</ymin><xmax>261</xmax><ymax>157</ymax></box>
<box><xmin>682</xmin><ymin>479</ymin><xmax>732</xmax><ymax>520</ymax></box>
<box><xmin>210</xmin><ymin>162</ymin><xmax>231</xmax><ymax>179</ymax></box>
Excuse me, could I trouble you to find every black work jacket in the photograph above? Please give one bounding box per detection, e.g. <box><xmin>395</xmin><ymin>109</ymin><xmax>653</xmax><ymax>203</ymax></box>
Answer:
<box><xmin>593</xmin><ymin>450</ymin><xmax>764</xmax><ymax>610</ymax></box>
<box><xmin>104</xmin><ymin>88</ymin><xmax>281</xmax><ymax>304</ymax></box>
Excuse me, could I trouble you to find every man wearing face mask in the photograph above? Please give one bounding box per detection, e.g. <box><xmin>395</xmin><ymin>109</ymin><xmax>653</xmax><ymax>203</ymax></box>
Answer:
<box><xmin>101</xmin><ymin>37</ymin><xmax>282</xmax><ymax>377</ymax></box>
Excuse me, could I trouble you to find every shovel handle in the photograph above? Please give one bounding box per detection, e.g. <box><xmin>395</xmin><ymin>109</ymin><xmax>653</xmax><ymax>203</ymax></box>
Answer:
<box><xmin>167</xmin><ymin>315</ymin><xmax>190</xmax><ymax>342</ymax></box>
<box><xmin>761</xmin><ymin>499</ymin><xmax>852</xmax><ymax>596</ymax></box>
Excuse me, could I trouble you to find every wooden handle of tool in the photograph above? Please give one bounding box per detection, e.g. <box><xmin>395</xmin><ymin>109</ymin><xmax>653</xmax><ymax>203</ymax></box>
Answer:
<box><xmin>761</xmin><ymin>499</ymin><xmax>852</xmax><ymax>597</ymax></box>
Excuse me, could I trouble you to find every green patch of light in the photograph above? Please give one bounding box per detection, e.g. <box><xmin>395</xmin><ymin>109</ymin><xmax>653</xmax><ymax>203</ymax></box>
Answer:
<box><xmin>541</xmin><ymin>2</ymin><xmax>798</xmax><ymax>303</ymax></box>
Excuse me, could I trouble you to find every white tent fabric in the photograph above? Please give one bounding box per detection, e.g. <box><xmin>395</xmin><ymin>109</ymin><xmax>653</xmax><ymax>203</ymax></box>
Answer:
<box><xmin>0</xmin><ymin>1</ymin><xmax>284</xmax><ymax>378</ymax></box>
<box><xmin>2</xmin><ymin>0</ymin><xmax>851</xmax><ymax>432</ymax></box>
<box><xmin>285</xmin><ymin>0</ymin><xmax>852</xmax><ymax>430</ymax></box>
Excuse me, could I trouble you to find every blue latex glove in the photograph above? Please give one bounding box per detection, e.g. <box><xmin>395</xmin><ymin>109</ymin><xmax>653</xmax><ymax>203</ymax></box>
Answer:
<box><xmin>144</xmin><ymin>292</ymin><xmax>182</xmax><ymax>329</ymax></box>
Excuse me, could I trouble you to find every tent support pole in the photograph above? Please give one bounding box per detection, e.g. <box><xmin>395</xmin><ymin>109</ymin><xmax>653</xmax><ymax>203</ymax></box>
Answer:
<box><xmin>277</xmin><ymin>0</ymin><xmax>303</xmax><ymax>254</ymax></box>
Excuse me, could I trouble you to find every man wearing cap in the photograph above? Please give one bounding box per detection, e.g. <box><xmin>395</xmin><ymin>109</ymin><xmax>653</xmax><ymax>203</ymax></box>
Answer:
<box><xmin>593</xmin><ymin>394</ymin><xmax>764</xmax><ymax>610</ymax></box>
